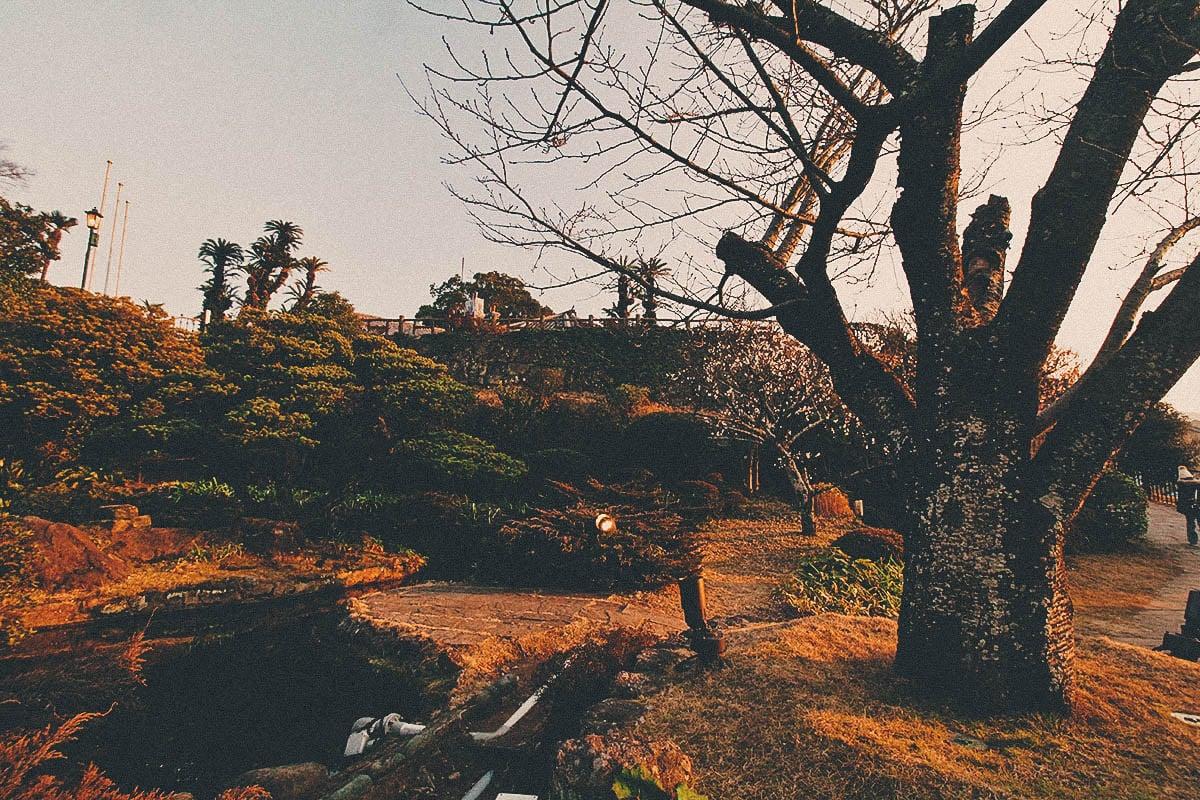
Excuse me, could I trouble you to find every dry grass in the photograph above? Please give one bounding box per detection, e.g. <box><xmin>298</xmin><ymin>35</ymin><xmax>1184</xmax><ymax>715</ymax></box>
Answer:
<box><xmin>638</xmin><ymin>615</ymin><xmax>1200</xmax><ymax>799</ymax></box>
<box><xmin>3</xmin><ymin>542</ymin><xmax>423</xmax><ymax>631</ymax></box>
<box><xmin>685</xmin><ymin>515</ymin><xmax>855</xmax><ymax>621</ymax></box>
<box><xmin>628</xmin><ymin>513</ymin><xmax>1200</xmax><ymax>799</ymax></box>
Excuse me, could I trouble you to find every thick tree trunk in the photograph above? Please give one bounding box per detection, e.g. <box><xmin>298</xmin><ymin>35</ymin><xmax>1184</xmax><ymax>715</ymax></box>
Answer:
<box><xmin>895</xmin><ymin>387</ymin><xmax>1075</xmax><ymax>713</ymax></box>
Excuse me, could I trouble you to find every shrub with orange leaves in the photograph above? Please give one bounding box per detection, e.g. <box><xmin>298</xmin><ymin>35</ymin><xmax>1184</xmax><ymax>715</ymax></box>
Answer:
<box><xmin>813</xmin><ymin>485</ymin><xmax>854</xmax><ymax>518</ymax></box>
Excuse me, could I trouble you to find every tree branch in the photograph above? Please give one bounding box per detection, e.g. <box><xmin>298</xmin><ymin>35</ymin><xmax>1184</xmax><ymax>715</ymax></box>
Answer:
<box><xmin>1034</xmin><ymin>248</ymin><xmax>1200</xmax><ymax>514</ymax></box>
<box><xmin>679</xmin><ymin>0</ymin><xmax>918</xmax><ymax>92</ymax></box>
<box><xmin>995</xmin><ymin>0</ymin><xmax>1200</xmax><ymax>375</ymax></box>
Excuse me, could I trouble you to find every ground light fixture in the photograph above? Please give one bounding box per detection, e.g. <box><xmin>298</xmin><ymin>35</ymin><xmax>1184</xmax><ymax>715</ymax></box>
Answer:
<box><xmin>80</xmin><ymin>206</ymin><xmax>103</xmax><ymax>289</ymax></box>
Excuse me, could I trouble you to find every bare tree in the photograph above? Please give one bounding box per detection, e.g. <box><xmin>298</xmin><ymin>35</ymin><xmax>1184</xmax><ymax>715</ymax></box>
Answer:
<box><xmin>672</xmin><ymin>322</ymin><xmax>861</xmax><ymax>535</ymax></box>
<box><xmin>417</xmin><ymin>0</ymin><xmax>1200</xmax><ymax>712</ymax></box>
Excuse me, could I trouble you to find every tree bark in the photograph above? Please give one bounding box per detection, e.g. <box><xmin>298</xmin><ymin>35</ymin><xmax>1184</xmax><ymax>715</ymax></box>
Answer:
<box><xmin>895</xmin><ymin>366</ymin><xmax>1074</xmax><ymax>712</ymax></box>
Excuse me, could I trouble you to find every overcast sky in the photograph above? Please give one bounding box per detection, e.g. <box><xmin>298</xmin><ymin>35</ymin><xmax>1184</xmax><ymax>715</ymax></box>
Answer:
<box><xmin>2</xmin><ymin>1</ymin><xmax>1197</xmax><ymax>412</ymax></box>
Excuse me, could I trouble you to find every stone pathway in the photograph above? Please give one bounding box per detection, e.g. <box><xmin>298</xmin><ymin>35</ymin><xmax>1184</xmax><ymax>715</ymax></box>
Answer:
<box><xmin>1114</xmin><ymin>503</ymin><xmax>1200</xmax><ymax>648</ymax></box>
<box><xmin>355</xmin><ymin>582</ymin><xmax>685</xmax><ymax>649</ymax></box>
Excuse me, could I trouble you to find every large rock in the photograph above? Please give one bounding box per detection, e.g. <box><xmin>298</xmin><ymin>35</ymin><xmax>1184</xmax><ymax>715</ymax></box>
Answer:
<box><xmin>551</xmin><ymin>733</ymin><xmax>693</xmax><ymax>800</ymax></box>
<box><xmin>237</xmin><ymin>517</ymin><xmax>304</xmax><ymax>553</ymax></box>
<box><xmin>581</xmin><ymin>698</ymin><xmax>647</xmax><ymax>734</ymax></box>
<box><xmin>106</xmin><ymin>526</ymin><xmax>203</xmax><ymax>562</ymax></box>
<box><xmin>227</xmin><ymin>762</ymin><xmax>330</xmax><ymax>800</ymax></box>
<box><xmin>20</xmin><ymin>516</ymin><xmax>131</xmax><ymax>590</ymax></box>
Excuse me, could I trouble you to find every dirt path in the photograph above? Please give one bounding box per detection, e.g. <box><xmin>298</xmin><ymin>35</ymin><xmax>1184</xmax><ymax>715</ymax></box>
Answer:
<box><xmin>357</xmin><ymin>505</ymin><xmax>1198</xmax><ymax>657</ymax></box>
<box><xmin>1071</xmin><ymin>503</ymin><xmax>1200</xmax><ymax>647</ymax></box>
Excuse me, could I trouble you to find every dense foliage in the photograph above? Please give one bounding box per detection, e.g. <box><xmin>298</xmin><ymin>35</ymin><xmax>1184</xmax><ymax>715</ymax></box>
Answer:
<box><xmin>0</xmin><ymin>280</ymin><xmax>722</xmax><ymax>591</ymax></box>
<box><xmin>0</xmin><ymin>282</ymin><xmax>518</xmax><ymax>521</ymax></box>
<box><xmin>1117</xmin><ymin>403</ymin><xmax>1200</xmax><ymax>485</ymax></box>
<box><xmin>414</xmin><ymin>327</ymin><xmax>690</xmax><ymax>392</ymax></box>
<box><xmin>0</xmin><ymin>195</ymin><xmax>75</xmax><ymax>286</ymax></box>
<box><xmin>416</xmin><ymin>270</ymin><xmax>551</xmax><ymax>320</ymax></box>
<box><xmin>0</xmin><ymin>284</ymin><xmax>206</xmax><ymax>473</ymax></box>
<box><xmin>780</xmin><ymin>551</ymin><xmax>903</xmax><ymax>619</ymax></box>
<box><xmin>1070</xmin><ymin>471</ymin><xmax>1149</xmax><ymax>553</ymax></box>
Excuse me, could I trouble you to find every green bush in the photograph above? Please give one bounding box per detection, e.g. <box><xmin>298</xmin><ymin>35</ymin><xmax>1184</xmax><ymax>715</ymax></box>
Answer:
<box><xmin>133</xmin><ymin>479</ymin><xmax>244</xmax><ymax>529</ymax></box>
<box><xmin>243</xmin><ymin>481</ymin><xmax>328</xmax><ymax>523</ymax></box>
<box><xmin>780</xmin><ymin>550</ymin><xmax>903</xmax><ymax>618</ymax></box>
<box><xmin>832</xmin><ymin>527</ymin><xmax>904</xmax><ymax>561</ymax></box>
<box><xmin>393</xmin><ymin>430</ymin><xmax>527</xmax><ymax>494</ymax></box>
<box><xmin>613</xmin><ymin>767</ymin><xmax>708</xmax><ymax>800</ymax></box>
<box><xmin>1070</xmin><ymin>470</ymin><xmax>1149</xmax><ymax>552</ymax></box>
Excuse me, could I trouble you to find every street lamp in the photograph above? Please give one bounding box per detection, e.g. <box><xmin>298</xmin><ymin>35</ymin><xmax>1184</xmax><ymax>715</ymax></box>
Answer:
<box><xmin>80</xmin><ymin>207</ymin><xmax>102</xmax><ymax>289</ymax></box>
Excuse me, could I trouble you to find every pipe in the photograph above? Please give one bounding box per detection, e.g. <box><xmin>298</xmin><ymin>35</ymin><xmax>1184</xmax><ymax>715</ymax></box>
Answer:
<box><xmin>469</xmin><ymin>656</ymin><xmax>574</xmax><ymax>742</ymax></box>
<box><xmin>461</xmin><ymin>770</ymin><xmax>494</xmax><ymax>800</ymax></box>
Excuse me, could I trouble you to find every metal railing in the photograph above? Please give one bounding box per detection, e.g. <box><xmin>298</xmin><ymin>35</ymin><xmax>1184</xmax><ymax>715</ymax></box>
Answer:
<box><xmin>172</xmin><ymin>315</ymin><xmax>200</xmax><ymax>332</ymax></box>
<box><xmin>359</xmin><ymin>315</ymin><xmax>764</xmax><ymax>337</ymax></box>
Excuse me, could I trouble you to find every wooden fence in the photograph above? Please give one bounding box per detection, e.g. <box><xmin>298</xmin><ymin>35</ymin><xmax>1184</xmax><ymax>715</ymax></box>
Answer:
<box><xmin>1133</xmin><ymin>474</ymin><xmax>1178</xmax><ymax>506</ymax></box>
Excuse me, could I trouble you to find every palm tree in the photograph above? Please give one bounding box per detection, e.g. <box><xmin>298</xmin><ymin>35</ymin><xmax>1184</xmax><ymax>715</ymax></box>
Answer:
<box><xmin>198</xmin><ymin>238</ymin><xmax>244</xmax><ymax>331</ymax></box>
<box><xmin>287</xmin><ymin>256</ymin><xmax>328</xmax><ymax>310</ymax></box>
<box><xmin>39</xmin><ymin>212</ymin><xmax>77</xmax><ymax>281</ymax></box>
<box><xmin>242</xmin><ymin>220</ymin><xmax>303</xmax><ymax>311</ymax></box>
<box><xmin>635</xmin><ymin>256</ymin><xmax>670</xmax><ymax>321</ymax></box>
<box><xmin>605</xmin><ymin>257</ymin><xmax>636</xmax><ymax>321</ymax></box>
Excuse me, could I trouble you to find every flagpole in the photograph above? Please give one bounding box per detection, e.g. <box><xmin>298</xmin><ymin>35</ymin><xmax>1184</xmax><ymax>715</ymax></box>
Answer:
<box><xmin>101</xmin><ymin>182</ymin><xmax>123</xmax><ymax>294</ymax></box>
<box><xmin>113</xmin><ymin>201</ymin><xmax>130</xmax><ymax>297</ymax></box>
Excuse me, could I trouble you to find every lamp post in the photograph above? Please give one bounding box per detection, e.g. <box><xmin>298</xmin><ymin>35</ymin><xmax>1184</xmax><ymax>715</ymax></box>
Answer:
<box><xmin>80</xmin><ymin>207</ymin><xmax>102</xmax><ymax>289</ymax></box>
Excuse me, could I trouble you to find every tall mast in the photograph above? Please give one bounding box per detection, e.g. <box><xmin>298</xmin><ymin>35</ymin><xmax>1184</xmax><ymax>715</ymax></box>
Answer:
<box><xmin>101</xmin><ymin>182</ymin><xmax>123</xmax><ymax>294</ymax></box>
<box><xmin>113</xmin><ymin>201</ymin><xmax>130</xmax><ymax>297</ymax></box>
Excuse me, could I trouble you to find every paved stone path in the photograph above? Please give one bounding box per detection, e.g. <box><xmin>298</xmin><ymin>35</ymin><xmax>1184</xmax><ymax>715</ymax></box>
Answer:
<box><xmin>356</xmin><ymin>582</ymin><xmax>685</xmax><ymax>648</ymax></box>
<box><xmin>1115</xmin><ymin>503</ymin><xmax>1200</xmax><ymax>648</ymax></box>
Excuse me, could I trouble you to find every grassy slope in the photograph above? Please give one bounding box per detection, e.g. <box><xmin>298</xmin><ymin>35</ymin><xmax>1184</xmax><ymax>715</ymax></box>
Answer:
<box><xmin>635</xmin><ymin>514</ymin><xmax>1200</xmax><ymax>799</ymax></box>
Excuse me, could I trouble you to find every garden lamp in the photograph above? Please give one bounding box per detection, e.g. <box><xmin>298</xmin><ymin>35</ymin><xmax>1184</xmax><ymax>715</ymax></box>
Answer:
<box><xmin>81</xmin><ymin>207</ymin><xmax>103</xmax><ymax>289</ymax></box>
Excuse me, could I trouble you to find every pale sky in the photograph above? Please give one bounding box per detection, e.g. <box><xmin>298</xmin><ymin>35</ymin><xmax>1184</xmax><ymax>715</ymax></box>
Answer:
<box><xmin>1</xmin><ymin>1</ymin><xmax>1197</xmax><ymax>413</ymax></box>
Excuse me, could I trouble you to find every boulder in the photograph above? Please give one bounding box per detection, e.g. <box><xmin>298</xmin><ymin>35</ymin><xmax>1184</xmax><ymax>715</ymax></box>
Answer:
<box><xmin>238</xmin><ymin>517</ymin><xmax>304</xmax><ymax>553</ymax></box>
<box><xmin>551</xmin><ymin>733</ymin><xmax>693</xmax><ymax>800</ymax></box>
<box><xmin>110</xmin><ymin>515</ymin><xmax>153</xmax><ymax>534</ymax></box>
<box><xmin>100</xmin><ymin>504</ymin><xmax>141</xmax><ymax>521</ymax></box>
<box><xmin>581</xmin><ymin>698</ymin><xmax>647</xmax><ymax>734</ymax></box>
<box><xmin>227</xmin><ymin>762</ymin><xmax>330</xmax><ymax>800</ymax></box>
<box><xmin>611</xmin><ymin>671</ymin><xmax>655</xmax><ymax>699</ymax></box>
<box><xmin>106</xmin><ymin>526</ymin><xmax>203</xmax><ymax>562</ymax></box>
<box><xmin>20</xmin><ymin>516</ymin><xmax>131</xmax><ymax>590</ymax></box>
